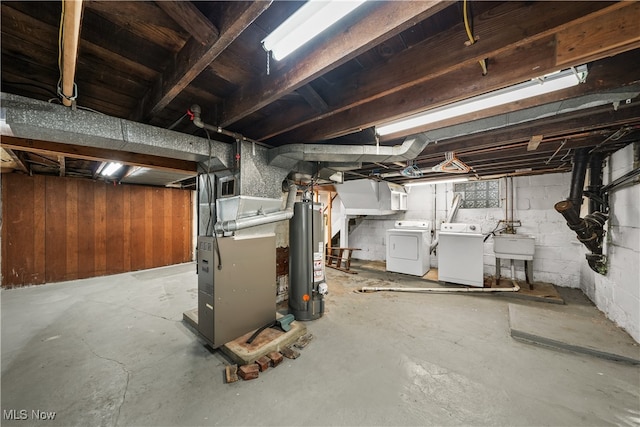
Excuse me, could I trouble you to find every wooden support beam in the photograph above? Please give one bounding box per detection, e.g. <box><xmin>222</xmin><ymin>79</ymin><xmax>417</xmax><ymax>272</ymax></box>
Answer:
<box><xmin>60</xmin><ymin>0</ymin><xmax>83</xmax><ymax>107</ymax></box>
<box><xmin>58</xmin><ymin>155</ymin><xmax>66</xmax><ymax>177</ymax></box>
<box><xmin>296</xmin><ymin>85</ymin><xmax>329</xmax><ymax>114</ymax></box>
<box><xmin>219</xmin><ymin>0</ymin><xmax>450</xmax><ymax>127</ymax></box>
<box><xmin>155</xmin><ymin>1</ymin><xmax>219</xmax><ymax>46</ymax></box>
<box><xmin>247</xmin><ymin>1</ymin><xmax>617</xmax><ymax>141</ymax></box>
<box><xmin>555</xmin><ymin>2</ymin><xmax>640</xmax><ymax>67</ymax></box>
<box><xmin>1</xmin><ymin>136</ymin><xmax>197</xmax><ymax>173</ymax></box>
<box><xmin>4</xmin><ymin>148</ymin><xmax>29</xmax><ymax>173</ymax></box>
<box><xmin>272</xmin><ymin>41</ymin><xmax>640</xmax><ymax>143</ymax></box>
<box><xmin>527</xmin><ymin>135</ymin><xmax>544</xmax><ymax>152</ymax></box>
<box><xmin>132</xmin><ymin>1</ymin><xmax>271</xmax><ymax>121</ymax></box>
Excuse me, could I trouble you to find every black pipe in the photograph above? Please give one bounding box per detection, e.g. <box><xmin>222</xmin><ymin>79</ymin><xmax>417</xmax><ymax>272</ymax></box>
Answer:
<box><xmin>587</xmin><ymin>153</ymin><xmax>604</xmax><ymax>214</ymax></box>
<box><xmin>554</xmin><ymin>200</ymin><xmax>607</xmax><ymax>255</ymax></box>
<box><xmin>568</xmin><ymin>148</ymin><xmax>589</xmax><ymax>215</ymax></box>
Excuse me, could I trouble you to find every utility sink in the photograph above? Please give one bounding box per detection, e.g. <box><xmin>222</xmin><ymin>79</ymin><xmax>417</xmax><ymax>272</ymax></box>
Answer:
<box><xmin>493</xmin><ymin>234</ymin><xmax>535</xmax><ymax>260</ymax></box>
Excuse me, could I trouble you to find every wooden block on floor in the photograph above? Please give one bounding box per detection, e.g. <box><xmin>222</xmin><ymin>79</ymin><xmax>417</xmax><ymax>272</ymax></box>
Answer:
<box><xmin>268</xmin><ymin>351</ymin><xmax>283</xmax><ymax>367</ymax></box>
<box><xmin>225</xmin><ymin>364</ymin><xmax>238</xmax><ymax>383</ymax></box>
<box><xmin>256</xmin><ymin>356</ymin><xmax>270</xmax><ymax>372</ymax></box>
<box><xmin>492</xmin><ymin>279</ymin><xmax>565</xmax><ymax>304</ymax></box>
<box><xmin>182</xmin><ymin>308</ymin><xmax>198</xmax><ymax>330</ymax></box>
<box><xmin>220</xmin><ymin>313</ymin><xmax>307</xmax><ymax>365</ymax></box>
<box><xmin>281</xmin><ymin>346</ymin><xmax>300</xmax><ymax>359</ymax></box>
<box><xmin>238</xmin><ymin>364</ymin><xmax>259</xmax><ymax>380</ymax></box>
<box><xmin>293</xmin><ymin>333</ymin><xmax>314</xmax><ymax>349</ymax></box>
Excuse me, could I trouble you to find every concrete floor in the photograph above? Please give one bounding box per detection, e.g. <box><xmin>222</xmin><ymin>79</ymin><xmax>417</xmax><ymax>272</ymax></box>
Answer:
<box><xmin>2</xmin><ymin>262</ymin><xmax>639</xmax><ymax>426</ymax></box>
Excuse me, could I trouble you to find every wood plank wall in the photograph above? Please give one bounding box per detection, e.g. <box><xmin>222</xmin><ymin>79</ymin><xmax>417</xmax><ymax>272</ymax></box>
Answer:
<box><xmin>2</xmin><ymin>174</ymin><xmax>193</xmax><ymax>287</ymax></box>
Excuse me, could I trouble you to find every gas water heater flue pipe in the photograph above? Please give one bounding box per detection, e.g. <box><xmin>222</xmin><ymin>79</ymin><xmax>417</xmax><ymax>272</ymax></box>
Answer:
<box><xmin>214</xmin><ymin>182</ymin><xmax>298</xmax><ymax>233</ymax></box>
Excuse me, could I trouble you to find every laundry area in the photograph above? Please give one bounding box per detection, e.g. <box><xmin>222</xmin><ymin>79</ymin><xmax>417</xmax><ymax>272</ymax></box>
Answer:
<box><xmin>2</xmin><ymin>1</ymin><xmax>640</xmax><ymax>426</ymax></box>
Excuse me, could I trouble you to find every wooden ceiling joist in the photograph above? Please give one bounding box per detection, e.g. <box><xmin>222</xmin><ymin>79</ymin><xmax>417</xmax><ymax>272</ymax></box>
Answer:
<box><xmin>4</xmin><ymin>148</ymin><xmax>29</xmax><ymax>174</ymax></box>
<box><xmin>273</xmin><ymin>42</ymin><xmax>640</xmax><ymax>144</ymax></box>
<box><xmin>249</xmin><ymin>1</ymin><xmax>617</xmax><ymax>141</ymax></box>
<box><xmin>219</xmin><ymin>0</ymin><xmax>450</xmax><ymax>127</ymax></box>
<box><xmin>1</xmin><ymin>137</ymin><xmax>197</xmax><ymax>174</ymax></box>
<box><xmin>155</xmin><ymin>1</ymin><xmax>219</xmax><ymax>46</ymax></box>
<box><xmin>131</xmin><ymin>1</ymin><xmax>272</xmax><ymax>122</ymax></box>
<box><xmin>297</xmin><ymin>85</ymin><xmax>329</xmax><ymax>114</ymax></box>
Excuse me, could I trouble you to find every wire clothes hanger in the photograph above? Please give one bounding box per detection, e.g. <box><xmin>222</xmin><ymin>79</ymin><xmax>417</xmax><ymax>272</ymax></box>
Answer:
<box><xmin>431</xmin><ymin>152</ymin><xmax>471</xmax><ymax>174</ymax></box>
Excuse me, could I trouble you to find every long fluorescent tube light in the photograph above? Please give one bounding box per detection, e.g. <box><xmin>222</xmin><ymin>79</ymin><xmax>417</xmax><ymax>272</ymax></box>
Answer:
<box><xmin>262</xmin><ymin>0</ymin><xmax>367</xmax><ymax>61</ymax></box>
<box><xmin>377</xmin><ymin>65</ymin><xmax>588</xmax><ymax>136</ymax></box>
<box><xmin>404</xmin><ymin>177</ymin><xmax>469</xmax><ymax>187</ymax></box>
<box><xmin>101</xmin><ymin>162</ymin><xmax>122</xmax><ymax>177</ymax></box>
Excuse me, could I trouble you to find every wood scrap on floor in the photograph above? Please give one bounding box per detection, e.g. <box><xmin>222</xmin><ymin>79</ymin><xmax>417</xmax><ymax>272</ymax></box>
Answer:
<box><xmin>293</xmin><ymin>334</ymin><xmax>314</xmax><ymax>349</ymax></box>
<box><xmin>281</xmin><ymin>346</ymin><xmax>300</xmax><ymax>359</ymax></box>
<box><xmin>225</xmin><ymin>364</ymin><xmax>238</xmax><ymax>383</ymax></box>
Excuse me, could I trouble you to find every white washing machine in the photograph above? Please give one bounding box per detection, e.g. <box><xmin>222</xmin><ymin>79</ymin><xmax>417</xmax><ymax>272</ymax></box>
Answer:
<box><xmin>438</xmin><ymin>223</ymin><xmax>484</xmax><ymax>287</ymax></box>
<box><xmin>386</xmin><ymin>220</ymin><xmax>432</xmax><ymax>276</ymax></box>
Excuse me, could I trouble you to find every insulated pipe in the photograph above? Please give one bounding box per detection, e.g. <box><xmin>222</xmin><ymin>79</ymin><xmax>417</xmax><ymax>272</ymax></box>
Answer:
<box><xmin>568</xmin><ymin>148</ymin><xmax>589</xmax><ymax>215</ymax></box>
<box><xmin>214</xmin><ymin>182</ymin><xmax>297</xmax><ymax>233</ymax></box>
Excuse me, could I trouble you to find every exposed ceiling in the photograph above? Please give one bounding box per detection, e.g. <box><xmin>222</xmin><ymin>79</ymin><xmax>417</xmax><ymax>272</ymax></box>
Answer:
<box><xmin>2</xmin><ymin>1</ymin><xmax>640</xmax><ymax>187</ymax></box>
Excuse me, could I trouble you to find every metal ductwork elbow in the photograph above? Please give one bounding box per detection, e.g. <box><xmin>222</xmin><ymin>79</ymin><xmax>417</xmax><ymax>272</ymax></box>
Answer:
<box><xmin>214</xmin><ymin>182</ymin><xmax>298</xmax><ymax>234</ymax></box>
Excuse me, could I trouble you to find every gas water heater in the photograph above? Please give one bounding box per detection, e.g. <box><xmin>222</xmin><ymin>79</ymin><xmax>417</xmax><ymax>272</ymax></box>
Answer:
<box><xmin>289</xmin><ymin>198</ymin><xmax>327</xmax><ymax>320</ymax></box>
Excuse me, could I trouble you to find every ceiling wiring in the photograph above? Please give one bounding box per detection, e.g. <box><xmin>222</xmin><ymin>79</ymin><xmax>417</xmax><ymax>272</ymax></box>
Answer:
<box><xmin>463</xmin><ymin>0</ymin><xmax>487</xmax><ymax>76</ymax></box>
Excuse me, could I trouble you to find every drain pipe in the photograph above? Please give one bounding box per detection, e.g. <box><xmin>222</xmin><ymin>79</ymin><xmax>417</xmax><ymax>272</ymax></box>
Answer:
<box><xmin>568</xmin><ymin>148</ymin><xmax>589</xmax><ymax>215</ymax></box>
<box><xmin>554</xmin><ymin>199</ymin><xmax>607</xmax><ymax>272</ymax></box>
<box><xmin>214</xmin><ymin>182</ymin><xmax>298</xmax><ymax>233</ymax></box>
<box><xmin>587</xmin><ymin>153</ymin><xmax>604</xmax><ymax>214</ymax></box>
<box><xmin>555</xmin><ymin>149</ymin><xmax>608</xmax><ymax>274</ymax></box>
<box><xmin>360</xmin><ymin>281</ymin><xmax>520</xmax><ymax>293</ymax></box>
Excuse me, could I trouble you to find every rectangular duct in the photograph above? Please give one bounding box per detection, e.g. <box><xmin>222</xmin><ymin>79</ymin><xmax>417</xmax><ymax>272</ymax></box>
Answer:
<box><xmin>335</xmin><ymin>179</ymin><xmax>407</xmax><ymax>215</ymax></box>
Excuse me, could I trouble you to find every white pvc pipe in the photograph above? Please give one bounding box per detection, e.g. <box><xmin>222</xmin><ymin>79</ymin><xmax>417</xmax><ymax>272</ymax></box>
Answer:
<box><xmin>360</xmin><ymin>282</ymin><xmax>520</xmax><ymax>293</ymax></box>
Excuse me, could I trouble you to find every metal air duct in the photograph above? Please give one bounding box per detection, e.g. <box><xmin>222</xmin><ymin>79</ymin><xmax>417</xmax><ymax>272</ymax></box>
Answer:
<box><xmin>214</xmin><ymin>182</ymin><xmax>297</xmax><ymax>233</ymax></box>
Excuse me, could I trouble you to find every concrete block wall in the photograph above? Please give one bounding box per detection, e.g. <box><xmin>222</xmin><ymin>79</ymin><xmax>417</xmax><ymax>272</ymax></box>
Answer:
<box><xmin>581</xmin><ymin>143</ymin><xmax>639</xmax><ymax>342</ymax></box>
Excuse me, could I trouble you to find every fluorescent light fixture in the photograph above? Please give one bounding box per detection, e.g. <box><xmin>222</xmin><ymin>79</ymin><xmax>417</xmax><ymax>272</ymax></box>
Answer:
<box><xmin>404</xmin><ymin>177</ymin><xmax>469</xmax><ymax>187</ymax></box>
<box><xmin>262</xmin><ymin>0</ymin><xmax>367</xmax><ymax>61</ymax></box>
<box><xmin>101</xmin><ymin>162</ymin><xmax>122</xmax><ymax>177</ymax></box>
<box><xmin>376</xmin><ymin>65</ymin><xmax>588</xmax><ymax>136</ymax></box>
